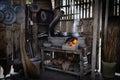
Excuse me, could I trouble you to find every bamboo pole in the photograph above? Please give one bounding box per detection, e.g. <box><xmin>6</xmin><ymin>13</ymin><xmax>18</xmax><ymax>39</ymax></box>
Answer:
<box><xmin>91</xmin><ymin>0</ymin><xmax>99</xmax><ymax>79</ymax></box>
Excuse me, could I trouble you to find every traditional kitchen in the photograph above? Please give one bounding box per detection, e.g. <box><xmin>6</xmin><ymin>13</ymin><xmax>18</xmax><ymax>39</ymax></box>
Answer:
<box><xmin>0</xmin><ymin>0</ymin><xmax>120</xmax><ymax>80</ymax></box>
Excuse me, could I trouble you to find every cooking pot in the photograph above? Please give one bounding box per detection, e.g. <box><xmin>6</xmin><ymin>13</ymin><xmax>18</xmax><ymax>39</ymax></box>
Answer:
<box><xmin>14</xmin><ymin>5</ymin><xmax>25</xmax><ymax>24</ymax></box>
<box><xmin>71</xmin><ymin>32</ymin><xmax>80</xmax><ymax>37</ymax></box>
<box><xmin>60</xmin><ymin>32</ymin><xmax>70</xmax><ymax>37</ymax></box>
<box><xmin>60</xmin><ymin>32</ymin><xmax>81</xmax><ymax>37</ymax></box>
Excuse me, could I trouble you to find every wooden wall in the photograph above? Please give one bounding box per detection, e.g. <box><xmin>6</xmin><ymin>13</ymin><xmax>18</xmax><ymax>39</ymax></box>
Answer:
<box><xmin>0</xmin><ymin>0</ymin><xmax>26</xmax><ymax>75</ymax></box>
<box><xmin>0</xmin><ymin>24</ymin><xmax>7</xmax><ymax>58</ymax></box>
<box><xmin>37</xmin><ymin>0</ymin><xmax>52</xmax><ymax>10</ymax></box>
<box><xmin>0</xmin><ymin>23</ymin><xmax>15</xmax><ymax>76</ymax></box>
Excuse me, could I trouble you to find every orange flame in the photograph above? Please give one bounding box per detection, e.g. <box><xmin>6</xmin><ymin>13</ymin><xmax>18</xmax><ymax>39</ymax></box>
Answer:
<box><xmin>68</xmin><ymin>38</ymin><xmax>77</xmax><ymax>46</ymax></box>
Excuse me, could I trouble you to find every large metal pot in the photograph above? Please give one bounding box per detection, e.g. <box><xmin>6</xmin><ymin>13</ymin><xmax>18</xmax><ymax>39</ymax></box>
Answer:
<box><xmin>60</xmin><ymin>32</ymin><xmax>81</xmax><ymax>37</ymax></box>
<box><xmin>14</xmin><ymin>5</ymin><xmax>25</xmax><ymax>24</ymax></box>
<box><xmin>71</xmin><ymin>32</ymin><xmax>80</xmax><ymax>37</ymax></box>
<box><xmin>60</xmin><ymin>32</ymin><xmax>70</xmax><ymax>37</ymax></box>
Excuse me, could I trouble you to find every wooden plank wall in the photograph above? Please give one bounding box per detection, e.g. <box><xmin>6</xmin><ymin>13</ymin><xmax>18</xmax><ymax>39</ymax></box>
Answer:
<box><xmin>37</xmin><ymin>0</ymin><xmax>52</xmax><ymax>10</ymax></box>
<box><xmin>0</xmin><ymin>23</ymin><xmax>14</xmax><ymax>76</ymax></box>
<box><xmin>0</xmin><ymin>24</ymin><xmax>7</xmax><ymax>58</ymax></box>
<box><xmin>0</xmin><ymin>0</ymin><xmax>26</xmax><ymax>75</ymax></box>
<box><xmin>57</xmin><ymin>19</ymin><xmax>93</xmax><ymax>34</ymax></box>
<box><xmin>0</xmin><ymin>23</ymin><xmax>21</xmax><ymax>75</ymax></box>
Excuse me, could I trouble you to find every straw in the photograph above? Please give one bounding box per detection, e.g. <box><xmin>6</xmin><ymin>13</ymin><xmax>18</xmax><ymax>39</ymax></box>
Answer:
<box><xmin>103</xmin><ymin>24</ymin><xmax>119</xmax><ymax>62</ymax></box>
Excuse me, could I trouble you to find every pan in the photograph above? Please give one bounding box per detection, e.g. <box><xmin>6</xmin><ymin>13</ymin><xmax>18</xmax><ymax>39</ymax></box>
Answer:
<box><xmin>36</xmin><ymin>9</ymin><xmax>54</xmax><ymax>25</ymax></box>
<box><xmin>0</xmin><ymin>0</ymin><xmax>16</xmax><ymax>24</ymax></box>
<box><xmin>2</xmin><ymin>7</ymin><xmax>16</xmax><ymax>24</ymax></box>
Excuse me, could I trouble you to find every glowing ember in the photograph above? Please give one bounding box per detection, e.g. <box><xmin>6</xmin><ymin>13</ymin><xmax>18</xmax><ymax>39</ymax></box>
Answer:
<box><xmin>68</xmin><ymin>38</ymin><xmax>77</xmax><ymax>46</ymax></box>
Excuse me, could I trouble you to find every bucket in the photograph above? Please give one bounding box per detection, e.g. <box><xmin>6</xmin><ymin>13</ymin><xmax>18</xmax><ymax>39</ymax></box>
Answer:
<box><xmin>102</xmin><ymin>61</ymin><xmax>116</xmax><ymax>78</ymax></box>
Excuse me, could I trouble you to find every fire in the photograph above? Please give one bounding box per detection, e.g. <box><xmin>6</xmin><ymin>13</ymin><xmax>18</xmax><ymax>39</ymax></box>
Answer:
<box><xmin>68</xmin><ymin>38</ymin><xmax>77</xmax><ymax>46</ymax></box>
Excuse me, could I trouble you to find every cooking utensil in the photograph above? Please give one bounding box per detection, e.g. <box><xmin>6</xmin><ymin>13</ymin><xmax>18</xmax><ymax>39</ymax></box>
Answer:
<box><xmin>14</xmin><ymin>5</ymin><xmax>25</xmax><ymax>24</ymax></box>
<box><xmin>0</xmin><ymin>0</ymin><xmax>12</xmax><ymax>10</ymax></box>
<box><xmin>60</xmin><ymin>32</ymin><xmax>68</xmax><ymax>36</ymax></box>
<box><xmin>43</xmin><ymin>42</ymin><xmax>51</xmax><ymax>47</ymax></box>
<box><xmin>71</xmin><ymin>32</ymin><xmax>80</xmax><ymax>37</ymax></box>
<box><xmin>36</xmin><ymin>9</ymin><xmax>54</xmax><ymax>25</ymax></box>
<box><xmin>0</xmin><ymin>0</ymin><xmax>16</xmax><ymax>24</ymax></box>
<box><xmin>2</xmin><ymin>7</ymin><xmax>16</xmax><ymax>24</ymax></box>
<box><xmin>60</xmin><ymin>32</ymin><xmax>81</xmax><ymax>37</ymax></box>
<box><xmin>60</xmin><ymin>32</ymin><xmax>71</xmax><ymax>37</ymax></box>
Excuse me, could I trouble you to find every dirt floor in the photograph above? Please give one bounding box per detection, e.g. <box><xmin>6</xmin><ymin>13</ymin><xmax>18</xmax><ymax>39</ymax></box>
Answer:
<box><xmin>41</xmin><ymin>69</ymin><xmax>80</xmax><ymax>80</ymax></box>
<box><xmin>1</xmin><ymin>68</ymin><xmax>119</xmax><ymax>80</ymax></box>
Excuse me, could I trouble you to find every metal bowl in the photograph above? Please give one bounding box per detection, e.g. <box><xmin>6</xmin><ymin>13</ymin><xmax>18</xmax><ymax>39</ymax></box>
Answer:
<box><xmin>61</xmin><ymin>32</ymin><xmax>68</xmax><ymax>36</ymax></box>
<box><xmin>71</xmin><ymin>32</ymin><xmax>80</xmax><ymax>37</ymax></box>
<box><xmin>43</xmin><ymin>42</ymin><xmax>51</xmax><ymax>47</ymax></box>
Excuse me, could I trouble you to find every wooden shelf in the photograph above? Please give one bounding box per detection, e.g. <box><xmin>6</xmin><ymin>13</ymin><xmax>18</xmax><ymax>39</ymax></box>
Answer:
<box><xmin>41</xmin><ymin>47</ymin><xmax>82</xmax><ymax>55</ymax></box>
<box><xmin>41</xmin><ymin>47</ymin><xmax>91</xmax><ymax>78</ymax></box>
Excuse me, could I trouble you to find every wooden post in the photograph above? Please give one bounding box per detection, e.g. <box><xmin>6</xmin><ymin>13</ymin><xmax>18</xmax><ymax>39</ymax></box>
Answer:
<box><xmin>91</xmin><ymin>0</ymin><xmax>99</xmax><ymax>79</ymax></box>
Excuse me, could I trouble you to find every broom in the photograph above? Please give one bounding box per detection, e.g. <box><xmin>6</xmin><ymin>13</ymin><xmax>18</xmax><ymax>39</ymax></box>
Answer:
<box><xmin>20</xmin><ymin>24</ymin><xmax>41</xmax><ymax>79</ymax></box>
<box><xmin>103</xmin><ymin>23</ymin><xmax>119</xmax><ymax>62</ymax></box>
